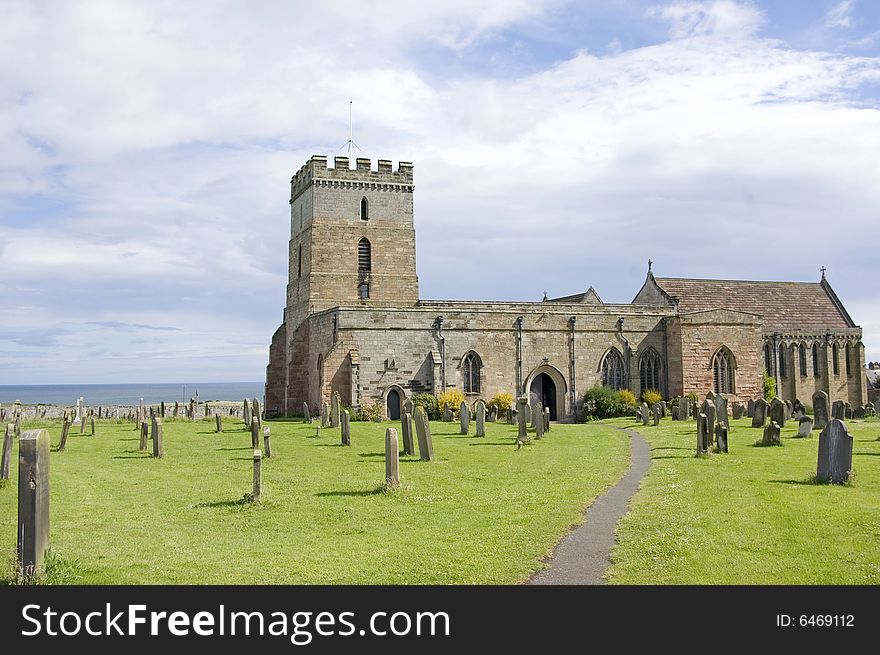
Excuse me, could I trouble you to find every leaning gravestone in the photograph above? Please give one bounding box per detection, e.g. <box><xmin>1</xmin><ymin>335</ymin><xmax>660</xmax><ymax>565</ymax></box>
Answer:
<box><xmin>17</xmin><ymin>429</ymin><xmax>50</xmax><ymax>579</ymax></box>
<box><xmin>385</xmin><ymin>427</ymin><xmax>400</xmax><ymax>489</ymax></box>
<box><xmin>58</xmin><ymin>418</ymin><xmax>71</xmax><ymax>452</ymax></box>
<box><xmin>715</xmin><ymin>394</ymin><xmax>729</xmax><ymax>429</ymax></box>
<box><xmin>769</xmin><ymin>398</ymin><xmax>786</xmax><ymax>428</ymax></box>
<box><xmin>812</xmin><ymin>390</ymin><xmax>829</xmax><ymax>429</ymax></box>
<box><xmin>341</xmin><ymin>409</ymin><xmax>351</xmax><ymax>446</ymax></box>
<box><xmin>652</xmin><ymin>403</ymin><xmax>661</xmax><ymax>426</ymax></box>
<box><xmin>251</xmin><ymin>419</ymin><xmax>260</xmax><ymax>449</ymax></box>
<box><xmin>252</xmin><ymin>398</ymin><xmax>262</xmax><ymax>432</ymax></box>
<box><xmin>697</xmin><ymin>413</ymin><xmax>709</xmax><ymax>455</ymax></box>
<box><xmin>460</xmin><ymin>402</ymin><xmax>470</xmax><ymax>435</ymax></box>
<box><xmin>641</xmin><ymin>402</ymin><xmax>650</xmax><ymax>426</ymax></box>
<box><xmin>303</xmin><ymin>403</ymin><xmax>311</xmax><ymax>424</ymax></box>
<box><xmin>475</xmin><ymin>401</ymin><xmax>486</xmax><ymax>437</ymax></box>
<box><xmin>752</xmin><ymin>398</ymin><xmax>769</xmax><ymax>428</ymax></box>
<box><xmin>715</xmin><ymin>424</ymin><xmax>728</xmax><ymax>453</ymax></box>
<box><xmin>152</xmin><ymin>418</ymin><xmax>164</xmax><ymax>458</ymax></box>
<box><xmin>762</xmin><ymin>421</ymin><xmax>781</xmax><ymax>446</ymax></box>
<box><xmin>817</xmin><ymin>419</ymin><xmax>853</xmax><ymax>484</ymax></box>
<box><xmin>413</xmin><ymin>406</ymin><xmax>434</xmax><ymax>462</ymax></box>
<box><xmin>1</xmin><ymin>423</ymin><xmax>13</xmax><ymax>480</ymax></box>
<box><xmin>400</xmin><ymin>411</ymin><xmax>415</xmax><ymax>455</ymax></box>
<box><xmin>797</xmin><ymin>416</ymin><xmax>813</xmax><ymax>437</ymax></box>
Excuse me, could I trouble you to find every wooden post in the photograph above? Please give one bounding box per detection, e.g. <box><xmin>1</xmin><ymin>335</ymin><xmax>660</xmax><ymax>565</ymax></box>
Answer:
<box><xmin>1</xmin><ymin>424</ymin><xmax>13</xmax><ymax>479</ymax></box>
<box><xmin>252</xmin><ymin>449</ymin><xmax>262</xmax><ymax>502</ymax></box>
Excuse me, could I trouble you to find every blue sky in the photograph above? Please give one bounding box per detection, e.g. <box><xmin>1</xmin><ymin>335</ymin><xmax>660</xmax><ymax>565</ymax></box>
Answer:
<box><xmin>1</xmin><ymin>0</ymin><xmax>879</xmax><ymax>384</ymax></box>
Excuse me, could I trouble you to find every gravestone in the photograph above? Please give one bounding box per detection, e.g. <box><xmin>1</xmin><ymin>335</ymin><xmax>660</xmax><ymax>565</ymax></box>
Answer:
<box><xmin>544</xmin><ymin>407</ymin><xmax>550</xmax><ymax>432</ymax></box>
<box><xmin>507</xmin><ymin>408</ymin><xmax>515</xmax><ymax>425</ymax></box>
<box><xmin>252</xmin><ymin>449</ymin><xmax>262</xmax><ymax>503</ymax></box>
<box><xmin>747</xmin><ymin>398</ymin><xmax>756</xmax><ymax>418</ymax></box>
<box><xmin>251</xmin><ymin>418</ymin><xmax>260</xmax><ymax>449</ymax></box>
<box><xmin>769</xmin><ymin>398</ymin><xmax>786</xmax><ymax>428</ymax></box>
<box><xmin>752</xmin><ymin>398</ymin><xmax>769</xmax><ymax>428</ymax></box>
<box><xmin>205</xmin><ymin>402</ymin><xmax>211</xmax><ymax>418</ymax></box>
<box><xmin>652</xmin><ymin>403</ymin><xmax>661</xmax><ymax>426</ymax></box>
<box><xmin>660</xmin><ymin>401</ymin><xmax>668</xmax><ymax>418</ymax></box>
<box><xmin>534</xmin><ymin>409</ymin><xmax>544</xmax><ymax>440</ymax></box>
<box><xmin>672</xmin><ymin>406</ymin><xmax>679</xmax><ymax>421</ymax></box>
<box><xmin>14</xmin><ymin>414</ymin><xmax>21</xmax><ymax>439</ymax></box>
<box><xmin>792</xmin><ymin>399</ymin><xmax>805</xmax><ymax>416</ymax></box>
<box><xmin>817</xmin><ymin>419</ymin><xmax>853</xmax><ymax>484</ymax></box>
<box><xmin>152</xmin><ymin>418</ymin><xmax>164</xmax><ymax>458</ymax></box>
<box><xmin>697</xmin><ymin>413</ymin><xmax>709</xmax><ymax>455</ymax></box>
<box><xmin>866</xmin><ymin>402</ymin><xmax>876</xmax><ymax>417</ymax></box>
<box><xmin>315</xmin><ymin>426</ymin><xmax>321</xmax><ymax>438</ymax></box>
<box><xmin>188</xmin><ymin>400</ymin><xmax>195</xmax><ymax>420</ymax></box>
<box><xmin>17</xmin><ymin>429</ymin><xmax>50</xmax><ymax>580</ymax></box>
<box><xmin>853</xmin><ymin>406</ymin><xmax>866</xmax><ymax>419</ymax></box>
<box><xmin>139</xmin><ymin>421</ymin><xmax>148</xmax><ymax>451</ymax></box>
<box><xmin>715</xmin><ymin>424</ymin><xmax>728</xmax><ymax>453</ymax></box>
<box><xmin>331</xmin><ymin>393</ymin><xmax>341</xmax><ymax>428</ymax></box>
<box><xmin>641</xmin><ymin>402</ymin><xmax>650</xmax><ymax>426</ymax></box>
<box><xmin>475</xmin><ymin>401</ymin><xmax>486</xmax><ymax>437</ymax></box>
<box><xmin>341</xmin><ymin>409</ymin><xmax>351</xmax><ymax>446</ymax></box>
<box><xmin>1</xmin><ymin>424</ymin><xmax>13</xmax><ymax>480</ymax></box>
<box><xmin>385</xmin><ymin>427</ymin><xmax>400</xmax><ymax>489</ymax></box>
<box><xmin>844</xmin><ymin>403</ymin><xmax>853</xmax><ymax>420</ymax></box>
<box><xmin>90</xmin><ymin>417</ymin><xmax>95</xmax><ymax>436</ymax></box>
<box><xmin>403</xmin><ymin>398</ymin><xmax>414</xmax><ymax>415</ymax></box>
<box><xmin>732</xmin><ymin>403</ymin><xmax>745</xmax><ymax>420</ymax></box>
<box><xmin>706</xmin><ymin>391</ymin><xmax>716</xmax><ymax>401</ymax></box>
<box><xmin>715</xmin><ymin>394</ymin><xmax>729</xmax><ymax>429</ymax></box>
<box><xmin>74</xmin><ymin>397</ymin><xmax>83</xmax><ymax>425</ymax></box>
<box><xmin>812</xmin><ymin>391</ymin><xmax>829</xmax><ymax>429</ymax></box>
<box><xmin>79</xmin><ymin>413</ymin><xmax>86</xmax><ymax>433</ymax></box>
<box><xmin>303</xmin><ymin>402</ymin><xmax>311</xmax><ymax>423</ymax></box>
<box><xmin>762</xmin><ymin>421</ymin><xmax>781</xmax><ymax>446</ymax></box>
<box><xmin>160</xmin><ymin>401</ymin><xmax>165</xmax><ymax>418</ymax></box>
<box><xmin>783</xmin><ymin>400</ymin><xmax>793</xmax><ymax>422</ymax></box>
<box><xmin>263</xmin><ymin>427</ymin><xmax>271</xmax><ymax>458</ymax></box>
<box><xmin>252</xmin><ymin>399</ymin><xmax>262</xmax><ymax>431</ymax></box>
<box><xmin>831</xmin><ymin>400</ymin><xmax>845</xmax><ymax>421</ymax></box>
<box><xmin>321</xmin><ymin>402</ymin><xmax>330</xmax><ymax>427</ymax></box>
<box><xmin>442</xmin><ymin>403</ymin><xmax>453</xmax><ymax>422</ymax></box>
<box><xmin>173</xmin><ymin>402</ymin><xmax>179</xmax><ymax>418</ymax></box>
<box><xmin>243</xmin><ymin>399</ymin><xmax>251</xmax><ymax>426</ymax></box>
<box><xmin>216</xmin><ymin>414</ymin><xmax>222</xmax><ymax>432</ymax></box>
<box><xmin>797</xmin><ymin>416</ymin><xmax>813</xmax><ymax>437</ymax></box>
<box><xmin>413</xmin><ymin>406</ymin><xmax>434</xmax><ymax>462</ymax></box>
<box><xmin>516</xmin><ymin>397</ymin><xmax>529</xmax><ymax>442</ymax></box>
<box><xmin>677</xmin><ymin>396</ymin><xmax>690</xmax><ymax>422</ymax></box>
<box><xmin>701</xmin><ymin>400</ymin><xmax>716</xmax><ymax>442</ymax></box>
<box><xmin>400</xmin><ymin>411</ymin><xmax>415</xmax><ymax>455</ymax></box>
<box><xmin>460</xmin><ymin>402</ymin><xmax>470</xmax><ymax>435</ymax></box>
<box><xmin>523</xmin><ymin>402</ymin><xmax>531</xmax><ymax>426</ymax></box>
<box><xmin>487</xmin><ymin>405</ymin><xmax>497</xmax><ymax>423</ymax></box>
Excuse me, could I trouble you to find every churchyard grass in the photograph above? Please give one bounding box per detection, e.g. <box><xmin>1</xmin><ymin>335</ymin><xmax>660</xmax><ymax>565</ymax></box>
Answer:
<box><xmin>0</xmin><ymin>417</ymin><xmax>628</xmax><ymax>584</ymax></box>
<box><xmin>606</xmin><ymin>416</ymin><xmax>880</xmax><ymax>584</ymax></box>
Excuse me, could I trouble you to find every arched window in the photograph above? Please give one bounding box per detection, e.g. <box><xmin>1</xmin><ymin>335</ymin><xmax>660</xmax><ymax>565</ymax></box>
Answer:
<box><xmin>297</xmin><ymin>243</ymin><xmax>302</xmax><ymax>278</ymax></box>
<box><xmin>812</xmin><ymin>343</ymin><xmax>819</xmax><ymax>377</ymax></box>
<box><xmin>462</xmin><ymin>352</ymin><xmax>482</xmax><ymax>394</ymax></box>
<box><xmin>799</xmin><ymin>343</ymin><xmax>807</xmax><ymax>377</ymax></box>
<box><xmin>832</xmin><ymin>343</ymin><xmax>840</xmax><ymax>376</ymax></box>
<box><xmin>712</xmin><ymin>347</ymin><xmax>735</xmax><ymax>394</ymax></box>
<box><xmin>763</xmin><ymin>342</ymin><xmax>773</xmax><ymax>376</ymax></box>
<box><xmin>845</xmin><ymin>343</ymin><xmax>852</xmax><ymax>377</ymax></box>
<box><xmin>639</xmin><ymin>348</ymin><xmax>661</xmax><ymax>396</ymax></box>
<box><xmin>778</xmin><ymin>348</ymin><xmax>786</xmax><ymax>378</ymax></box>
<box><xmin>601</xmin><ymin>349</ymin><xmax>626</xmax><ymax>390</ymax></box>
<box><xmin>357</xmin><ymin>237</ymin><xmax>371</xmax><ymax>273</ymax></box>
<box><xmin>360</xmin><ymin>196</ymin><xmax>369</xmax><ymax>221</ymax></box>
<box><xmin>317</xmin><ymin>354</ymin><xmax>324</xmax><ymax>395</ymax></box>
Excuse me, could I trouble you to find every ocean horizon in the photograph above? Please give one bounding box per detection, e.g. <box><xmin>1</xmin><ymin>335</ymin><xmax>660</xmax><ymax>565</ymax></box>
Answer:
<box><xmin>0</xmin><ymin>382</ymin><xmax>265</xmax><ymax>406</ymax></box>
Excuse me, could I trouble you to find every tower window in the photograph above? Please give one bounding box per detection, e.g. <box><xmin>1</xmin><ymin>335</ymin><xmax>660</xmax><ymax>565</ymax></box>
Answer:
<box><xmin>462</xmin><ymin>351</ymin><xmax>482</xmax><ymax>394</ymax></box>
<box><xmin>297</xmin><ymin>243</ymin><xmax>302</xmax><ymax>278</ymax></box>
<box><xmin>358</xmin><ymin>237</ymin><xmax>371</xmax><ymax>273</ymax></box>
<box><xmin>601</xmin><ymin>349</ymin><xmax>626</xmax><ymax>391</ymax></box>
<box><xmin>358</xmin><ymin>282</ymin><xmax>370</xmax><ymax>300</ymax></box>
<box><xmin>712</xmin><ymin>347</ymin><xmax>735</xmax><ymax>394</ymax></box>
<box><xmin>360</xmin><ymin>196</ymin><xmax>369</xmax><ymax>221</ymax></box>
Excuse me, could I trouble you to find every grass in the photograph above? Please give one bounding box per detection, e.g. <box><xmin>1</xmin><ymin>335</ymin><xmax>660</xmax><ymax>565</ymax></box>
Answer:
<box><xmin>605</xmin><ymin>415</ymin><xmax>880</xmax><ymax>584</ymax></box>
<box><xmin>0</xmin><ymin>416</ymin><xmax>629</xmax><ymax>584</ymax></box>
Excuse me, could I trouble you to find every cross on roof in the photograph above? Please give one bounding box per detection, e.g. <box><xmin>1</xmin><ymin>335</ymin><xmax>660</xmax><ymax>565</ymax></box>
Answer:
<box><xmin>820</xmin><ymin>266</ymin><xmax>827</xmax><ymax>279</ymax></box>
<box><xmin>648</xmin><ymin>259</ymin><xmax>653</xmax><ymax>273</ymax></box>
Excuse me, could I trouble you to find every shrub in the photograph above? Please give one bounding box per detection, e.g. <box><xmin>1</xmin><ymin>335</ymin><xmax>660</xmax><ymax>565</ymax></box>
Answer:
<box><xmin>582</xmin><ymin>385</ymin><xmax>624</xmax><ymax>420</ymax></box>
<box><xmin>642</xmin><ymin>389</ymin><xmax>663</xmax><ymax>406</ymax></box>
<box><xmin>412</xmin><ymin>393</ymin><xmax>439</xmax><ymax>420</ymax></box>
<box><xmin>687</xmin><ymin>392</ymin><xmax>699</xmax><ymax>407</ymax></box>
<box><xmin>488</xmin><ymin>392</ymin><xmax>513</xmax><ymax>413</ymax></box>
<box><xmin>356</xmin><ymin>401</ymin><xmax>384</xmax><ymax>422</ymax></box>
<box><xmin>762</xmin><ymin>369</ymin><xmax>777</xmax><ymax>401</ymax></box>
<box><xmin>617</xmin><ymin>389</ymin><xmax>636</xmax><ymax>407</ymax></box>
<box><xmin>437</xmin><ymin>389</ymin><xmax>465</xmax><ymax>417</ymax></box>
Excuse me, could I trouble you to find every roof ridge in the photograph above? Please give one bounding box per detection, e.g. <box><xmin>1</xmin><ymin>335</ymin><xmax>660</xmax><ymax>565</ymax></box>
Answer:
<box><xmin>655</xmin><ymin>276</ymin><xmax>821</xmax><ymax>285</ymax></box>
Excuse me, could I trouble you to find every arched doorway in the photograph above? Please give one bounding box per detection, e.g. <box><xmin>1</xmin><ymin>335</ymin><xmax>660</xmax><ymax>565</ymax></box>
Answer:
<box><xmin>386</xmin><ymin>389</ymin><xmax>401</xmax><ymax>420</ymax></box>
<box><xmin>530</xmin><ymin>373</ymin><xmax>558</xmax><ymax>421</ymax></box>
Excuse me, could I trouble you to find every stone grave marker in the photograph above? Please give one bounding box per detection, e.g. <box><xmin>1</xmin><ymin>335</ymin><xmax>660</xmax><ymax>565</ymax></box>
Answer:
<box><xmin>732</xmin><ymin>403</ymin><xmax>745</xmax><ymax>419</ymax></box>
<box><xmin>1</xmin><ymin>424</ymin><xmax>13</xmax><ymax>480</ymax></box>
<box><xmin>844</xmin><ymin>403</ymin><xmax>852</xmax><ymax>420</ymax></box>
<box><xmin>752</xmin><ymin>398</ymin><xmax>769</xmax><ymax>428</ymax></box>
<box><xmin>516</xmin><ymin>397</ymin><xmax>529</xmax><ymax>442</ymax></box>
<box><xmin>460</xmin><ymin>401</ymin><xmax>470</xmax><ymax>435</ymax></box>
<box><xmin>797</xmin><ymin>416</ymin><xmax>813</xmax><ymax>437</ymax></box>
<box><xmin>544</xmin><ymin>407</ymin><xmax>550</xmax><ymax>432</ymax></box>
<box><xmin>321</xmin><ymin>402</ymin><xmax>330</xmax><ymax>427</ymax></box>
<box><xmin>677</xmin><ymin>396</ymin><xmax>690</xmax><ymax>422</ymax></box>
<box><xmin>641</xmin><ymin>402</ymin><xmax>650</xmax><ymax>426</ymax></box>
<box><xmin>303</xmin><ymin>402</ymin><xmax>311</xmax><ymax>423</ymax></box>
<box><xmin>475</xmin><ymin>401</ymin><xmax>486</xmax><ymax>437</ymax></box>
<box><xmin>152</xmin><ymin>418</ymin><xmax>164</xmax><ymax>458</ymax></box>
<box><xmin>216</xmin><ymin>414</ymin><xmax>223</xmax><ymax>432</ymax></box>
<box><xmin>173</xmin><ymin>402</ymin><xmax>179</xmax><ymax>418</ymax></box>
<box><xmin>715</xmin><ymin>424</ymin><xmax>728</xmax><ymax>453</ymax></box>
<box><xmin>715</xmin><ymin>394</ymin><xmax>729</xmax><ymax>429</ymax></box>
<box><xmin>331</xmin><ymin>393</ymin><xmax>341</xmax><ymax>428</ymax></box>
<box><xmin>701</xmin><ymin>400</ymin><xmax>716</xmax><ymax>442</ymax></box>
<box><xmin>252</xmin><ymin>399</ymin><xmax>262</xmax><ymax>431</ymax></box>
<box><xmin>535</xmin><ymin>409</ymin><xmax>544</xmax><ymax>440</ymax></box>
<box><xmin>762</xmin><ymin>421</ymin><xmax>781</xmax><ymax>446</ymax></box>
<box><xmin>263</xmin><ymin>427</ymin><xmax>271</xmax><ymax>458</ymax></box>
<box><xmin>769</xmin><ymin>398</ymin><xmax>786</xmax><ymax>428</ymax></box>
<box><xmin>243</xmin><ymin>398</ymin><xmax>251</xmax><ymax>426</ymax></box>
<box><xmin>442</xmin><ymin>403</ymin><xmax>453</xmax><ymax>422</ymax></box>
<box><xmin>831</xmin><ymin>400</ymin><xmax>844</xmax><ymax>421</ymax></box>
<box><xmin>90</xmin><ymin>417</ymin><xmax>95</xmax><ymax>436</ymax></box>
<box><xmin>783</xmin><ymin>400</ymin><xmax>793</xmax><ymax>422</ymax></box>
<box><xmin>17</xmin><ymin>429</ymin><xmax>50</xmax><ymax>580</ymax></box>
<box><xmin>487</xmin><ymin>405</ymin><xmax>497</xmax><ymax>422</ymax></box>
<box><xmin>812</xmin><ymin>391</ymin><xmax>829</xmax><ymax>429</ymax></box>
<box><xmin>385</xmin><ymin>427</ymin><xmax>400</xmax><ymax>489</ymax></box>
<box><xmin>58</xmin><ymin>417</ymin><xmax>71</xmax><ymax>452</ymax></box>
<box><xmin>252</xmin><ymin>449</ymin><xmax>262</xmax><ymax>503</ymax></box>
<box><xmin>251</xmin><ymin>418</ymin><xmax>259</xmax><ymax>449</ymax></box>
<box><xmin>400</xmin><ymin>411</ymin><xmax>415</xmax><ymax>455</ymax></box>
<box><xmin>413</xmin><ymin>406</ymin><xmax>434</xmax><ymax>462</ymax></box>
<box><xmin>747</xmin><ymin>398</ymin><xmax>755</xmax><ymax>418</ymax></box>
<box><xmin>14</xmin><ymin>414</ymin><xmax>21</xmax><ymax>439</ymax></box>
<box><xmin>697</xmin><ymin>413</ymin><xmax>709</xmax><ymax>455</ymax></box>
<box><xmin>139</xmin><ymin>421</ymin><xmax>149</xmax><ymax>452</ymax></box>
<box><xmin>403</xmin><ymin>397</ymin><xmax>414</xmax><ymax>415</ymax></box>
<box><xmin>817</xmin><ymin>419</ymin><xmax>853</xmax><ymax>484</ymax></box>
<box><xmin>341</xmin><ymin>409</ymin><xmax>351</xmax><ymax>446</ymax></box>
<box><xmin>652</xmin><ymin>403</ymin><xmax>661</xmax><ymax>426</ymax></box>
<box><xmin>853</xmin><ymin>406</ymin><xmax>866</xmax><ymax>419</ymax></box>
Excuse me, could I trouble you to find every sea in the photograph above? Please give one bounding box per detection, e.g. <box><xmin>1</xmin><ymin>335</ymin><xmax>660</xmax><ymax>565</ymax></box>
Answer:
<box><xmin>0</xmin><ymin>382</ymin><xmax>264</xmax><ymax>406</ymax></box>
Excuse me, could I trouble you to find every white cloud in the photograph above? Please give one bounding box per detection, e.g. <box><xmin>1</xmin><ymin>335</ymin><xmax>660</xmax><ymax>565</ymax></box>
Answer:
<box><xmin>648</xmin><ymin>0</ymin><xmax>763</xmax><ymax>39</ymax></box>
<box><xmin>824</xmin><ymin>0</ymin><xmax>856</xmax><ymax>29</ymax></box>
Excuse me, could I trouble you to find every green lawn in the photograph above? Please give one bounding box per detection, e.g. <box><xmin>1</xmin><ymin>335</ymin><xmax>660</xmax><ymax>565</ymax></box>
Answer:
<box><xmin>0</xmin><ymin>416</ymin><xmax>629</xmax><ymax>584</ymax></box>
<box><xmin>605</xmin><ymin>415</ymin><xmax>880</xmax><ymax>584</ymax></box>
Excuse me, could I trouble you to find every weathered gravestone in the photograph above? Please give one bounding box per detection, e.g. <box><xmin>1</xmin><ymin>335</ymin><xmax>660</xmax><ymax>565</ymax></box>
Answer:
<box><xmin>243</xmin><ymin>399</ymin><xmax>251</xmax><ymax>426</ymax></box>
<box><xmin>403</xmin><ymin>398</ymin><xmax>414</xmax><ymax>415</ymax></box>
<box><xmin>697</xmin><ymin>413</ymin><xmax>709</xmax><ymax>455</ymax></box>
<box><xmin>341</xmin><ymin>409</ymin><xmax>351</xmax><ymax>446</ymax></box>
<box><xmin>516</xmin><ymin>397</ymin><xmax>529</xmax><ymax>443</ymax></box>
<box><xmin>475</xmin><ymin>401</ymin><xmax>486</xmax><ymax>437</ymax></box>
<box><xmin>853</xmin><ymin>406</ymin><xmax>866</xmax><ymax>419</ymax></box>
<box><xmin>812</xmin><ymin>390</ymin><xmax>829</xmax><ymax>429</ymax></box>
<box><xmin>18</xmin><ymin>429</ymin><xmax>50</xmax><ymax>579</ymax></box>
<box><xmin>331</xmin><ymin>393</ymin><xmax>341</xmax><ymax>429</ymax></box>
<box><xmin>715</xmin><ymin>424</ymin><xmax>728</xmax><ymax>453</ymax></box>
<box><xmin>782</xmin><ymin>400</ymin><xmax>792</xmax><ymax>422</ymax></box>
<box><xmin>706</xmin><ymin>391</ymin><xmax>716</xmax><ymax>402</ymax></box>
<box><xmin>58</xmin><ymin>417</ymin><xmax>71</xmax><ymax>452</ymax></box>
<box><xmin>173</xmin><ymin>402</ymin><xmax>179</xmax><ymax>418</ymax></box>
<box><xmin>413</xmin><ymin>406</ymin><xmax>434</xmax><ymax>462</ymax></box>
<box><xmin>460</xmin><ymin>402</ymin><xmax>470</xmax><ymax>435</ymax></box>
<box><xmin>792</xmin><ymin>399</ymin><xmax>805</xmax><ymax>416</ymax></box>
<box><xmin>652</xmin><ymin>403</ymin><xmax>661</xmax><ymax>426</ymax></box>
<box><xmin>400</xmin><ymin>411</ymin><xmax>415</xmax><ymax>455</ymax></box>
<box><xmin>817</xmin><ymin>419</ymin><xmax>853</xmax><ymax>484</ymax></box>
<box><xmin>732</xmin><ymin>403</ymin><xmax>745</xmax><ymax>420</ymax></box>
<box><xmin>701</xmin><ymin>400</ymin><xmax>716</xmax><ymax>442</ymax></box>
<box><xmin>715</xmin><ymin>394</ymin><xmax>729</xmax><ymax>429</ymax></box>
<box><xmin>1</xmin><ymin>423</ymin><xmax>13</xmax><ymax>480</ymax></box>
<box><xmin>321</xmin><ymin>402</ymin><xmax>330</xmax><ymax>427</ymax></box>
<box><xmin>205</xmin><ymin>403</ymin><xmax>211</xmax><ymax>418</ymax></box>
<box><xmin>677</xmin><ymin>396</ymin><xmax>690</xmax><ymax>422</ymax></box>
<box><xmin>797</xmin><ymin>416</ymin><xmax>813</xmax><ymax>437</ymax></box>
<box><xmin>160</xmin><ymin>401</ymin><xmax>165</xmax><ymax>418</ymax></box>
<box><xmin>507</xmin><ymin>408</ymin><xmax>515</xmax><ymax>425</ymax></box>
<box><xmin>139</xmin><ymin>421</ymin><xmax>149</xmax><ymax>452</ymax></box>
<box><xmin>252</xmin><ymin>449</ymin><xmax>262</xmax><ymax>503</ymax></box>
<box><xmin>303</xmin><ymin>402</ymin><xmax>311</xmax><ymax>423</ymax></box>
<box><xmin>215</xmin><ymin>414</ymin><xmax>222</xmax><ymax>432</ymax></box>
<box><xmin>747</xmin><ymin>398</ymin><xmax>756</xmax><ymax>418</ymax></box>
<box><xmin>844</xmin><ymin>403</ymin><xmax>853</xmax><ymax>420</ymax></box>
<box><xmin>252</xmin><ymin>398</ymin><xmax>262</xmax><ymax>432</ymax></box>
<box><xmin>263</xmin><ymin>427</ymin><xmax>271</xmax><ymax>458</ymax></box>
<box><xmin>762</xmin><ymin>421</ymin><xmax>781</xmax><ymax>446</ymax></box>
<box><xmin>385</xmin><ymin>427</ymin><xmax>400</xmax><ymax>489</ymax></box>
<box><xmin>487</xmin><ymin>405</ymin><xmax>497</xmax><ymax>423</ymax></box>
<box><xmin>251</xmin><ymin>418</ymin><xmax>260</xmax><ymax>449</ymax></box>
<box><xmin>641</xmin><ymin>402</ymin><xmax>650</xmax><ymax>426</ymax></box>
<box><xmin>534</xmin><ymin>409</ymin><xmax>544</xmax><ymax>440</ymax></box>
<box><xmin>442</xmin><ymin>403</ymin><xmax>453</xmax><ymax>422</ymax></box>
<box><xmin>79</xmin><ymin>412</ymin><xmax>86</xmax><ymax>433</ymax></box>
<box><xmin>752</xmin><ymin>398</ymin><xmax>769</xmax><ymax>428</ymax></box>
<box><xmin>769</xmin><ymin>398</ymin><xmax>786</xmax><ymax>428</ymax></box>
<box><xmin>151</xmin><ymin>418</ymin><xmax>164</xmax><ymax>458</ymax></box>
<box><xmin>831</xmin><ymin>400</ymin><xmax>845</xmax><ymax>421</ymax></box>
<box><xmin>544</xmin><ymin>407</ymin><xmax>550</xmax><ymax>432</ymax></box>
<box><xmin>866</xmin><ymin>402</ymin><xmax>876</xmax><ymax>417</ymax></box>
<box><xmin>89</xmin><ymin>417</ymin><xmax>95</xmax><ymax>436</ymax></box>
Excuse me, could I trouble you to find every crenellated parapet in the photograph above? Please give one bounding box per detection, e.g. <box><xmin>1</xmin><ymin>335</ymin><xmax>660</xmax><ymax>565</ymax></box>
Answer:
<box><xmin>290</xmin><ymin>155</ymin><xmax>413</xmax><ymax>202</ymax></box>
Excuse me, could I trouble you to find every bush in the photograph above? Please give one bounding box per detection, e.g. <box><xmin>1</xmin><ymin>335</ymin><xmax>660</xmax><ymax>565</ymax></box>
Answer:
<box><xmin>412</xmin><ymin>393</ymin><xmax>439</xmax><ymax>420</ymax></box>
<box><xmin>687</xmin><ymin>392</ymin><xmax>699</xmax><ymax>407</ymax></box>
<box><xmin>437</xmin><ymin>389</ymin><xmax>465</xmax><ymax>417</ymax></box>
<box><xmin>617</xmin><ymin>389</ymin><xmax>636</xmax><ymax>407</ymax></box>
<box><xmin>582</xmin><ymin>385</ymin><xmax>625</xmax><ymax>420</ymax></box>
<box><xmin>762</xmin><ymin>369</ymin><xmax>777</xmax><ymax>401</ymax></box>
<box><xmin>356</xmin><ymin>401</ymin><xmax>384</xmax><ymax>422</ymax></box>
<box><xmin>642</xmin><ymin>389</ymin><xmax>663</xmax><ymax>406</ymax></box>
<box><xmin>488</xmin><ymin>392</ymin><xmax>513</xmax><ymax>413</ymax></box>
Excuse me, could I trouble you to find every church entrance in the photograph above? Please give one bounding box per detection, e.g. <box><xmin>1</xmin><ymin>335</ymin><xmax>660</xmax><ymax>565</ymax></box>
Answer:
<box><xmin>386</xmin><ymin>389</ymin><xmax>401</xmax><ymax>420</ymax></box>
<box><xmin>529</xmin><ymin>373</ymin><xmax>558</xmax><ymax>421</ymax></box>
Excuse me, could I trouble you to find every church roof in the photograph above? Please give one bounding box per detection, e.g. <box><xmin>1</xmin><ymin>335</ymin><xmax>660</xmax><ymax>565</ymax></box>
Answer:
<box><xmin>650</xmin><ymin>276</ymin><xmax>855</xmax><ymax>331</ymax></box>
<box><xmin>546</xmin><ymin>286</ymin><xmax>603</xmax><ymax>304</ymax></box>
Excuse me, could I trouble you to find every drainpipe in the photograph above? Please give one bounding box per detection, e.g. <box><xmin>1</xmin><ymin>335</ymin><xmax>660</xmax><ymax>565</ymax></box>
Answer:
<box><xmin>515</xmin><ymin>316</ymin><xmax>524</xmax><ymax>395</ymax></box>
<box><xmin>436</xmin><ymin>316</ymin><xmax>446</xmax><ymax>393</ymax></box>
<box><xmin>661</xmin><ymin>317</ymin><xmax>669</xmax><ymax>399</ymax></box>
<box><xmin>569</xmin><ymin>316</ymin><xmax>577</xmax><ymax>411</ymax></box>
<box><xmin>772</xmin><ymin>332</ymin><xmax>781</xmax><ymax>397</ymax></box>
<box><xmin>616</xmin><ymin>316</ymin><xmax>630</xmax><ymax>385</ymax></box>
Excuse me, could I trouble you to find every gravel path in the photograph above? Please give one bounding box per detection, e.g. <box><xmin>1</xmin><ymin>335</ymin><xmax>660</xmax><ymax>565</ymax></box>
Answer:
<box><xmin>528</xmin><ymin>428</ymin><xmax>651</xmax><ymax>585</ymax></box>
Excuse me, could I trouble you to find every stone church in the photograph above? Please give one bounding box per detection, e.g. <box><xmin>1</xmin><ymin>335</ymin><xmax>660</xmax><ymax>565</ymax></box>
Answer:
<box><xmin>265</xmin><ymin>155</ymin><xmax>867</xmax><ymax>421</ymax></box>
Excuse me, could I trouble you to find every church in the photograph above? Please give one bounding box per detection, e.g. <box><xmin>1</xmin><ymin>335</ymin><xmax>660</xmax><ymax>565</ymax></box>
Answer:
<box><xmin>265</xmin><ymin>155</ymin><xmax>867</xmax><ymax>421</ymax></box>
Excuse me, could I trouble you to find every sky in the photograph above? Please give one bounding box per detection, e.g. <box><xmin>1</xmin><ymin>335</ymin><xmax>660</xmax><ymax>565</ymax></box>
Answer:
<box><xmin>1</xmin><ymin>0</ymin><xmax>879</xmax><ymax>384</ymax></box>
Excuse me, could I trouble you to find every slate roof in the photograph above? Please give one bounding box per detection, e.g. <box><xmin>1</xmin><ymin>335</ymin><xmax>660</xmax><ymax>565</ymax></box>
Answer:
<box><xmin>546</xmin><ymin>286</ymin><xmax>603</xmax><ymax>304</ymax></box>
<box><xmin>652</xmin><ymin>277</ymin><xmax>855</xmax><ymax>331</ymax></box>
